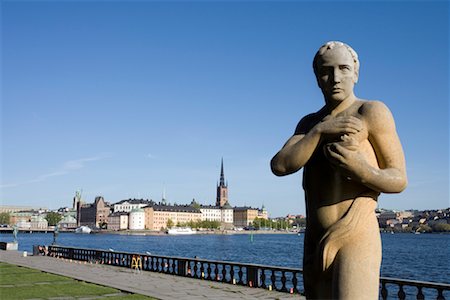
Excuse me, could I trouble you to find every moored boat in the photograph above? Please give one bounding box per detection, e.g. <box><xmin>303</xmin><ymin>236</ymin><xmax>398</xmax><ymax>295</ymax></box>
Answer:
<box><xmin>75</xmin><ymin>226</ymin><xmax>92</xmax><ymax>234</ymax></box>
<box><xmin>167</xmin><ymin>227</ymin><xmax>196</xmax><ymax>235</ymax></box>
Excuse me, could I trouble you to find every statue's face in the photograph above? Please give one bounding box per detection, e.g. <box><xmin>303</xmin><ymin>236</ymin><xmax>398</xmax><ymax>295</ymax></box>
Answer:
<box><xmin>315</xmin><ymin>46</ymin><xmax>358</xmax><ymax>102</ymax></box>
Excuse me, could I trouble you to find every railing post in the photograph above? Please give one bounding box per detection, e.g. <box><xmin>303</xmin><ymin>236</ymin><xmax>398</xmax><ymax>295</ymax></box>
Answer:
<box><xmin>177</xmin><ymin>259</ymin><xmax>187</xmax><ymax>276</ymax></box>
<box><xmin>247</xmin><ymin>265</ymin><xmax>259</xmax><ymax>288</ymax></box>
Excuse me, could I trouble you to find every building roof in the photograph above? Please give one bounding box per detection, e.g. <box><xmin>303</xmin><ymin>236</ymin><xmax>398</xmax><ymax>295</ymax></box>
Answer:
<box><xmin>199</xmin><ymin>204</ymin><xmax>233</xmax><ymax>210</ymax></box>
<box><xmin>114</xmin><ymin>199</ymin><xmax>155</xmax><ymax>205</ymax></box>
<box><xmin>108</xmin><ymin>211</ymin><xmax>129</xmax><ymax>217</ymax></box>
<box><xmin>151</xmin><ymin>205</ymin><xmax>201</xmax><ymax>213</ymax></box>
<box><xmin>233</xmin><ymin>206</ymin><xmax>259</xmax><ymax>211</ymax></box>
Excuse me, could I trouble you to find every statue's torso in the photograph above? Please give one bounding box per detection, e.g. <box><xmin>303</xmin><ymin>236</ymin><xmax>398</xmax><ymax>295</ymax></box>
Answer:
<box><xmin>303</xmin><ymin>100</ymin><xmax>379</xmax><ymax>232</ymax></box>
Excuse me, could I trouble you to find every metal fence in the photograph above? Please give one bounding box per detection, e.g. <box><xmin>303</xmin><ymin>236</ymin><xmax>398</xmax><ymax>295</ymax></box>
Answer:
<box><xmin>46</xmin><ymin>245</ymin><xmax>449</xmax><ymax>299</ymax></box>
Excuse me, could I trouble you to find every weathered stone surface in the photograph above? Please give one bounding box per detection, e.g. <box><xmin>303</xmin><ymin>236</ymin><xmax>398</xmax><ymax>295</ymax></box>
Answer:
<box><xmin>271</xmin><ymin>41</ymin><xmax>407</xmax><ymax>300</ymax></box>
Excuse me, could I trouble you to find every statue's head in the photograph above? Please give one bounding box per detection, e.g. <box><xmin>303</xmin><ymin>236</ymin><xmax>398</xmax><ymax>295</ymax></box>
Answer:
<box><xmin>313</xmin><ymin>41</ymin><xmax>360</xmax><ymax>101</ymax></box>
<box><xmin>313</xmin><ymin>41</ymin><xmax>359</xmax><ymax>80</ymax></box>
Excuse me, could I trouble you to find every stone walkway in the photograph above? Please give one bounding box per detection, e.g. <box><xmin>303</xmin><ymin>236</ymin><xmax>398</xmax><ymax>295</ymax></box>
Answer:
<box><xmin>0</xmin><ymin>250</ymin><xmax>304</xmax><ymax>300</ymax></box>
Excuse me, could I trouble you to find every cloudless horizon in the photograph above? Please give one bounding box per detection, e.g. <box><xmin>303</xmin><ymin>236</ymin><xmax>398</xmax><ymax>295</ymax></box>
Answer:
<box><xmin>1</xmin><ymin>0</ymin><xmax>449</xmax><ymax>217</ymax></box>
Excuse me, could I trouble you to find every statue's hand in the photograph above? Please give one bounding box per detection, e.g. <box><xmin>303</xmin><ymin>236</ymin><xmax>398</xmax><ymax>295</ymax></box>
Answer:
<box><xmin>316</xmin><ymin>116</ymin><xmax>363</xmax><ymax>137</ymax></box>
<box><xmin>324</xmin><ymin>136</ymin><xmax>369</xmax><ymax>181</ymax></box>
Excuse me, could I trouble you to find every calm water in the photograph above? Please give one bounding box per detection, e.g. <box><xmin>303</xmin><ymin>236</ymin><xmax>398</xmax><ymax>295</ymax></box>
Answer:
<box><xmin>1</xmin><ymin>232</ymin><xmax>449</xmax><ymax>284</ymax></box>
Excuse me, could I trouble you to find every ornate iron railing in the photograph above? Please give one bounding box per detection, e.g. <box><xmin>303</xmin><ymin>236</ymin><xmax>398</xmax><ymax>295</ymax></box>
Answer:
<box><xmin>46</xmin><ymin>245</ymin><xmax>449</xmax><ymax>299</ymax></box>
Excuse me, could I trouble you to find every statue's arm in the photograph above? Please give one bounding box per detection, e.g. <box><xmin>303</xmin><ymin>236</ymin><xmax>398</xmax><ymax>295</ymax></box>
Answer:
<box><xmin>326</xmin><ymin>101</ymin><xmax>407</xmax><ymax>193</ymax></box>
<box><xmin>364</xmin><ymin>101</ymin><xmax>407</xmax><ymax>193</ymax></box>
<box><xmin>270</xmin><ymin>130</ymin><xmax>318</xmax><ymax>176</ymax></box>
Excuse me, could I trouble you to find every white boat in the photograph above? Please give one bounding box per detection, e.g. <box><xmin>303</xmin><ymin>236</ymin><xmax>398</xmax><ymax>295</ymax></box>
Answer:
<box><xmin>167</xmin><ymin>227</ymin><xmax>196</xmax><ymax>235</ymax></box>
<box><xmin>75</xmin><ymin>226</ymin><xmax>92</xmax><ymax>234</ymax></box>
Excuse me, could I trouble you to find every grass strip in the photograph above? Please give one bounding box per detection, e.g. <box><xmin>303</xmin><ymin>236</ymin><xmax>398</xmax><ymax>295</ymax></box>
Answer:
<box><xmin>0</xmin><ymin>262</ymin><xmax>155</xmax><ymax>300</ymax></box>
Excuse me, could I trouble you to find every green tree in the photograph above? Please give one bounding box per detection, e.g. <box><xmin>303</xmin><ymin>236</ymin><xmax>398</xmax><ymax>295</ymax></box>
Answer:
<box><xmin>417</xmin><ymin>224</ymin><xmax>432</xmax><ymax>233</ymax></box>
<box><xmin>45</xmin><ymin>212</ymin><xmax>62</xmax><ymax>226</ymax></box>
<box><xmin>99</xmin><ymin>221</ymin><xmax>108</xmax><ymax>229</ymax></box>
<box><xmin>166</xmin><ymin>218</ymin><xmax>174</xmax><ymax>229</ymax></box>
<box><xmin>432</xmin><ymin>223</ymin><xmax>450</xmax><ymax>232</ymax></box>
<box><xmin>0</xmin><ymin>212</ymin><xmax>10</xmax><ymax>225</ymax></box>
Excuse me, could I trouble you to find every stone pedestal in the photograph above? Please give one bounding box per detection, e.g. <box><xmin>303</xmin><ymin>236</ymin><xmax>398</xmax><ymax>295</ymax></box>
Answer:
<box><xmin>0</xmin><ymin>242</ymin><xmax>19</xmax><ymax>251</ymax></box>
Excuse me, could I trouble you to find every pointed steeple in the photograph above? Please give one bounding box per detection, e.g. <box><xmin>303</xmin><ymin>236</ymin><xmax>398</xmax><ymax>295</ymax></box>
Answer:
<box><xmin>216</xmin><ymin>158</ymin><xmax>229</xmax><ymax>207</ymax></box>
<box><xmin>219</xmin><ymin>157</ymin><xmax>225</xmax><ymax>186</ymax></box>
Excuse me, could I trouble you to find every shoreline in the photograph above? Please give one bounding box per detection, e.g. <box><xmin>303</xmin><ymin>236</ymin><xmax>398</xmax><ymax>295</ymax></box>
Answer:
<box><xmin>97</xmin><ymin>229</ymin><xmax>300</xmax><ymax>236</ymax></box>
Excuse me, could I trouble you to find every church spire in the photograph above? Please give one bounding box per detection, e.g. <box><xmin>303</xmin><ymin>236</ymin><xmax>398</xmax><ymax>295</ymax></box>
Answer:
<box><xmin>219</xmin><ymin>157</ymin><xmax>226</xmax><ymax>187</ymax></box>
<box><xmin>216</xmin><ymin>158</ymin><xmax>229</xmax><ymax>207</ymax></box>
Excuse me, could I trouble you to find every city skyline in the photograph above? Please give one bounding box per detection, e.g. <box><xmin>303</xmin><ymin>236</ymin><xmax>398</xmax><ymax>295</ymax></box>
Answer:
<box><xmin>1</xmin><ymin>1</ymin><xmax>449</xmax><ymax>216</ymax></box>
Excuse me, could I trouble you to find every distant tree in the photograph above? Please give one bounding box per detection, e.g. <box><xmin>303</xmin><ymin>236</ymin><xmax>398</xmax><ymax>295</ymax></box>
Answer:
<box><xmin>432</xmin><ymin>223</ymin><xmax>450</xmax><ymax>232</ymax></box>
<box><xmin>166</xmin><ymin>218</ymin><xmax>174</xmax><ymax>229</ymax></box>
<box><xmin>417</xmin><ymin>224</ymin><xmax>432</xmax><ymax>233</ymax></box>
<box><xmin>293</xmin><ymin>217</ymin><xmax>307</xmax><ymax>228</ymax></box>
<box><xmin>45</xmin><ymin>212</ymin><xmax>62</xmax><ymax>226</ymax></box>
<box><xmin>251</xmin><ymin>218</ymin><xmax>264</xmax><ymax>229</ymax></box>
<box><xmin>0</xmin><ymin>212</ymin><xmax>10</xmax><ymax>225</ymax></box>
<box><xmin>197</xmin><ymin>220</ymin><xmax>220</xmax><ymax>229</ymax></box>
<box><xmin>99</xmin><ymin>221</ymin><xmax>108</xmax><ymax>229</ymax></box>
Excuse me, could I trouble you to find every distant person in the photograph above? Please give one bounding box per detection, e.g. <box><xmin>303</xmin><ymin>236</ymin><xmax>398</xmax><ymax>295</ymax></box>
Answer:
<box><xmin>271</xmin><ymin>41</ymin><xmax>407</xmax><ymax>299</ymax></box>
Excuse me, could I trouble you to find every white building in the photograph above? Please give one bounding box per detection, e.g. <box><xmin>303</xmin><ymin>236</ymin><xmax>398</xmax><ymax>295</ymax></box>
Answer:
<box><xmin>129</xmin><ymin>208</ymin><xmax>145</xmax><ymax>230</ymax></box>
<box><xmin>113</xmin><ymin>199</ymin><xmax>154</xmax><ymax>213</ymax></box>
<box><xmin>31</xmin><ymin>215</ymin><xmax>48</xmax><ymax>229</ymax></box>
<box><xmin>200</xmin><ymin>203</ymin><xmax>233</xmax><ymax>225</ymax></box>
<box><xmin>200</xmin><ymin>206</ymin><xmax>222</xmax><ymax>222</ymax></box>
<box><xmin>221</xmin><ymin>203</ymin><xmax>233</xmax><ymax>224</ymax></box>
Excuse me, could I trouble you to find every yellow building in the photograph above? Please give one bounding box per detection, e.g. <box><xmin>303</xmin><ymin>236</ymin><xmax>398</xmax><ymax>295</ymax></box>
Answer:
<box><xmin>144</xmin><ymin>205</ymin><xmax>202</xmax><ymax>230</ymax></box>
<box><xmin>233</xmin><ymin>207</ymin><xmax>260</xmax><ymax>227</ymax></box>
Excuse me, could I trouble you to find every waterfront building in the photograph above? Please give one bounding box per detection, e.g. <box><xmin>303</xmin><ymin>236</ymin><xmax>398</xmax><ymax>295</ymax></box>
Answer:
<box><xmin>129</xmin><ymin>208</ymin><xmax>145</xmax><ymax>230</ymax></box>
<box><xmin>16</xmin><ymin>220</ymin><xmax>31</xmax><ymax>229</ymax></box>
<box><xmin>144</xmin><ymin>205</ymin><xmax>202</xmax><ymax>230</ymax></box>
<box><xmin>77</xmin><ymin>196</ymin><xmax>111</xmax><ymax>228</ymax></box>
<box><xmin>233</xmin><ymin>207</ymin><xmax>259</xmax><ymax>227</ymax></box>
<box><xmin>30</xmin><ymin>215</ymin><xmax>48</xmax><ymax>229</ymax></box>
<box><xmin>0</xmin><ymin>206</ymin><xmax>47</xmax><ymax>214</ymax></box>
<box><xmin>258</xmin><ymin>205</ymin><xmax>268</xmax><ymax>220</ymax></box>
<box><xmin>58</xmin><ymin>214</ymin><xmax>77</xmax><ymax>229</ymax></box>
<box><xmin>10</xmin><ymin>211</ymin><xmax>33</xmax><ymax>228</ymax></box>
<box><xmin>113</xmin><ymin>199</ymin><xmax>155</xmax><ymax>213</ymax></box>
<box><xmin>108</xmin><ymin>212</ymin><xmax>129</xmax><ymax>231</ymax></box>
<box><xmin>199</xmin><ymin>203</ymin><xmax>234</xmax><ymax>225</ymax></box>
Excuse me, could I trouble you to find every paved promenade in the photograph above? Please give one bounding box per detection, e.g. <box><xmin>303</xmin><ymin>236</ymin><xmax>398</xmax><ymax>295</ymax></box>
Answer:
<box><xmin>0</xmin><ymin>250</ymin><xmax>304</xmax><ymax>300</ymax></box>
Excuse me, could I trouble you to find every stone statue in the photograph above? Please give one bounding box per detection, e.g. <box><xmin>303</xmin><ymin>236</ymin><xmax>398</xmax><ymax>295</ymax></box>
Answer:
<box><xmin>271</xmin><ymin>41</ymin><xmax>407</xmax><ymax>299</ymax></box>
<box><xmin>52</xmin><ymin>225</ymin><xmax>59</xmax><ymax>245</ymax></box>
<box><xmin>12</xmin><ymin>225</ymin><xmax>18</xmax><ymax>243</ymax></box>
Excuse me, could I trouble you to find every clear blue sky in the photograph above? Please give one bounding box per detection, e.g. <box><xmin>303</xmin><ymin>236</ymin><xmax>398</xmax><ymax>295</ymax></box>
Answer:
<box><xmin>1</xmin><ymin>0</ymin><xmax>449</xmax><ymax>217</ymax></box>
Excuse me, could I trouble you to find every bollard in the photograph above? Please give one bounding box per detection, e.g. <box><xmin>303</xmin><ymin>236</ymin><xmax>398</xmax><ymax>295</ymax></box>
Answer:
<box><xmin>268</xmin><ymin>285</ymin><xmax>272</xmax><ymax>291</ymax></box>
<box><xmin>22</xmin><ymin>251</ymin><xmax>27</xmax><ymax>257</ymax></box>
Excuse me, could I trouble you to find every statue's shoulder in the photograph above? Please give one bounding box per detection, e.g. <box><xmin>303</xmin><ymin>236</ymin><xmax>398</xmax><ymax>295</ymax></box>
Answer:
<box><xmin>358</xmin><ymin>99</ymin><xmax>390</xmax><ymax>114</ymax></box>
<box><xmin>358</xmin><ymin>99</ymin><xmax>395</xmax><ymax>131</ymax></box>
